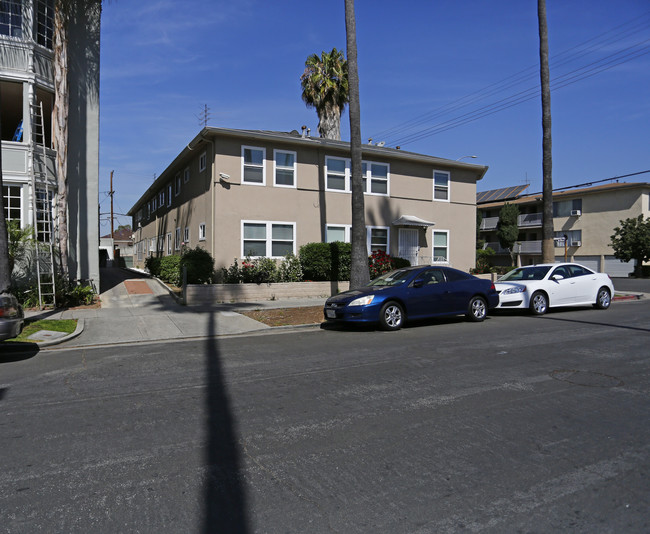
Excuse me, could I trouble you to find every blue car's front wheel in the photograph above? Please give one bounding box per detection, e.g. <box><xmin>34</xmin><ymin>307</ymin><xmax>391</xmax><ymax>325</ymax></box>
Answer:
<box><xmin>379</xmin><ymin>301</ymin><xmax>404</xmax><ymax>331</ymax></box>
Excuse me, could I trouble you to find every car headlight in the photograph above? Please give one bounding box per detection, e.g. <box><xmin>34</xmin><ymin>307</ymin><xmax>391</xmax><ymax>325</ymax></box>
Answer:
<box><xmin>349</xmin><ymin>295</ymin><xmax>375</xmax><ymax>307</ymax></box>
<box><xmin>501</xmin><ymin>286</ymin><xmax>525</xmax><ymax>295</ymax></box>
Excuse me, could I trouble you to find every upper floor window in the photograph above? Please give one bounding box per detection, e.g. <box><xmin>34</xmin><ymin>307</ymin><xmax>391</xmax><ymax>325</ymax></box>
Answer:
<box><xmin>325</xmin><ymin>157</ymin><xmax>389</xmax><ymax>195</ymax></box>
<box><xmin>274</xmin><ymin>149</ymin><xmax>296</xmax><ymax>187</ymax></box>
<box><xmin>166</xmin><ymin>183</ymin><xmax>172</xmax><ymax>207</ymax></box>
<box><xmin>433</xmin><ymin>171</ymin><xmax>450</xmax><ymax>201</ymax></box>
<box><xmin>151</xmin><ymin>196</ymin><xmax>157</xmax><ymax>212</ymax></box>
<box><xmin>199</xmin><ymin>223</ymin><xmax>206</xmax><ymax>241</ymax></box>
<box><xmin>199</xmin><ymin>151</ymin><xmax>207</xmax><ymax>172</ymax></box>
<box><xmin>175</xmin><ymin>173</ymin><xmax>181</xmax><ymax>196</ymax></box>
<box><xmin>363</xmin><ymin>162</ymin><xmax>389</xmax><ymax>195</ymax></box>
<box><xmin>242</xmin><ymin>146</ymin><xmax>265</xmax><ymax>185</ymax></box>
<box><xmin>325</xmin><ymin>157</ymin><xmax>348</xmax><ymax>191</ymax></box>
<box><xmin>183</xmin><ymin>167</ymin><xmax>190</xmax><ymax>184</ymax></box>
<box><xmin>35</xmin><ymin>0</ymin><xmax>54</xmax><ymax>48</ymax></box>
<box><xmin>553</xmin><ymin>198</ymin><xmax>582</xmax><ymax>217</ymax></box>
<box><xmin>158</xmin><ymin>189</ymin><xmax>164</xmax><ymax>208</ymax></box>
<box><xmin>0</xmin><ymin>0</ymin><xmax>22</xmax><ymax>38</ymax></box>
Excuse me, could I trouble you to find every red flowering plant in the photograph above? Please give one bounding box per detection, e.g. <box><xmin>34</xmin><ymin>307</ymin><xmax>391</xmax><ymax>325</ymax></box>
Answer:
<box><xmin>368</xmin><ymin>250</ymin><xmax>394</xmax><ymax>279</ymax></box>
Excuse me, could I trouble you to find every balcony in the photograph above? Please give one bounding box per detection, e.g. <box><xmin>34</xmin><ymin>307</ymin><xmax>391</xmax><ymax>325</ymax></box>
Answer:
<box><xmin>484</xmin><ymin>240</ymin><xmax>542</xmax><ymax>254</ymax></box>
<box><xmin>480</xmin><ymin>212</ymin><xmax>543</xmax><ymax>231</ymax></box>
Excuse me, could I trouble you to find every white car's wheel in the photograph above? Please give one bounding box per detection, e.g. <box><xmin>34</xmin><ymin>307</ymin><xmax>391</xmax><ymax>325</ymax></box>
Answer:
<box><xmin>530</xmin><ymin>291</ymin><xmax>548</xmax><ymax>315</ymax></box>
<box><xmin>594</xmin><ymin>287</ymin><xmax>611</xmax><ymax>310</ymax></box>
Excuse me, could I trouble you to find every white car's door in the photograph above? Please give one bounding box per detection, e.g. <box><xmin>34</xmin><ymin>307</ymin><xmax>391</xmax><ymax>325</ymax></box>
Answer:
<box><xmin>548</xmin><ymin>265</ymin><xmax>582</xmax><ymax>305</ymax></box>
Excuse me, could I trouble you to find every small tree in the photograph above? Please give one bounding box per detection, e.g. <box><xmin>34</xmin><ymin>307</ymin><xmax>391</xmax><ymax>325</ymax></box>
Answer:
<box><xmin>496</xmin><ymin>203</ymin><xmax>520</xmax><ymax>266</ymax></box>
<box><xmin>610</xmin><ymin>215</ymin><xmax>650</xmax><ymax>277</ymax></box>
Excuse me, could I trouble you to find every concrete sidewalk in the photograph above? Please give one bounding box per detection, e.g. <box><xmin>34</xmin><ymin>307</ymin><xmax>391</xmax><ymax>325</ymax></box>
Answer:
<box><xmin>20</xmin><ymin>274</ymin><xmax>326</xmax><ymax>348</ymax></box>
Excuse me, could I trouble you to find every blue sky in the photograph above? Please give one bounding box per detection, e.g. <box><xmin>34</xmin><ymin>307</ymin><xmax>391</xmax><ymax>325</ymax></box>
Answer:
<box><xmin>99</xmin><ymin>0</ymin><xmax>650</xmax><ymax>235</ymax></box>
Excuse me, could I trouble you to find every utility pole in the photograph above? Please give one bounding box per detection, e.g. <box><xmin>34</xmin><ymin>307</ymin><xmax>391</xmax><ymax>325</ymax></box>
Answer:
<box><xmin>109</xmin><ymin>170</ymin><xmax>115</xmax><ymax>256</ymax></box>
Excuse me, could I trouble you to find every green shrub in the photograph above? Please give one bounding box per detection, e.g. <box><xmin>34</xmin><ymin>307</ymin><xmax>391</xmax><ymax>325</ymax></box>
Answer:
<box><xmin>329</xmin><ymin>241</ymin><xmax>351</xmax><ymax>281</ymax></box>
<box><xmin>180</xmin><ymin>246</ymin><xmax>214</xmax><ymax>284</ymax></box>
<box><xmin>220</xmin><ymin>258</ymin><xmax>242</xmax><ymax>284</ymax></box>
<box><xmin>241</xmin><ymin>257</ymin><xmax>278</xmax><ymax>284</ymax></box>
<box><xmin>391</xmin><ymin>256</ymin><xmax>411</xmax><ymax>270</ymax></box>
<box><xmin>299</xmin><ymin>242</ymin><xmax>331</xmax><ymax>281</ymax></box>
<box><xmin>278</xmin><ymin>253</ymin><xmax>303</xmax><ymax>282</ymax></box>
<box><xmin>14</xmin><ymin>277</ymin><xmax>96</xmax><ymax>308</ymax></box>
<box><xmin>145</xmin><ymin>256</ymin><xmax>162</xmax><ymax>277</ymax></box>
<box><xmin>159</xmin><ymin>255</ymin><xmax>182</xmax><ymax>286</ymax></box>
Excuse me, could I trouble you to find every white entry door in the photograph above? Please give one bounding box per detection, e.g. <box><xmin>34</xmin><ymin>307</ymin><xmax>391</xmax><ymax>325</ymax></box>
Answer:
<box><xmin>398</xmin><ymin>228</ymin><xmax>419</xmax><ymax>265</ymax></box>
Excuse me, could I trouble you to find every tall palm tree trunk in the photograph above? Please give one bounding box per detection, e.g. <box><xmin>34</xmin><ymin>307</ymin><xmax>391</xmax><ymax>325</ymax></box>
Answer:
<box><xmin>0</xmin><ymin>86</ymin><xmax>12</xmax><ymax>294</ymax></box>
<box><xmin>538</xmin><ymin>0</ymin><xmax>554</xmax><ymax>263</ymax></box>
<box><xmin>345</xmin><ymin>0</ymin><xmax>369</xmax><ymax>288</ymax></box>
<box><xmin>54</xmin><ymin>1</ymin><xmax>70</xmax><ymax>279</ymax></box>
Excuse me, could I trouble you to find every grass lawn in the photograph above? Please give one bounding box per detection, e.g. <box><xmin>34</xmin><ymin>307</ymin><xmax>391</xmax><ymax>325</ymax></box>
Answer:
<box><xmin>3</xmin><ymin>319</ymin><xmax>78</xmax><ymax>343</ymax></box>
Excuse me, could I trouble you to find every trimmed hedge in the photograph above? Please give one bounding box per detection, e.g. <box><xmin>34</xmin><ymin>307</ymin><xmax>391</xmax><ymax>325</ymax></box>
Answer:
<box><xmin>299</xmin><ymin>241</ymin><xmax>352</xmax><ymax>281</ymax></box>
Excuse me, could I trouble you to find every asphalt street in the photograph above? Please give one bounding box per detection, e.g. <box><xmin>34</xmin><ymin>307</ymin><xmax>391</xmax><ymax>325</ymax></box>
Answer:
<box><xmin>1</xmin><ymin>298</ymin><xmax>649</xmax><ymax>533</ymax></box>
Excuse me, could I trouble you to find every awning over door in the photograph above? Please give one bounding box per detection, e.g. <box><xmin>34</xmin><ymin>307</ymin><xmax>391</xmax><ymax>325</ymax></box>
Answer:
<box><xmin>391</xmin><ymin>215</ymin><xmax>436</xmax><ymax>227</ymax></box>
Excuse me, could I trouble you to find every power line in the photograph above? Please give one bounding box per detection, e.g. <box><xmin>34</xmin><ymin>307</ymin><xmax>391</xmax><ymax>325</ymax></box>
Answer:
<box><xmin>369</xmin><ymin>11</ymin><xmax>650</xmax><ymax>147</ymax></box>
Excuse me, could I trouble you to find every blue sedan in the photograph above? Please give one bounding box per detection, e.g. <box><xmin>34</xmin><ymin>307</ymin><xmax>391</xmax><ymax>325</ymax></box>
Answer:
<box><xmin>324</xmin><ymin>266</ymin><xmax>499</xmax><ymax>331</ymax></box>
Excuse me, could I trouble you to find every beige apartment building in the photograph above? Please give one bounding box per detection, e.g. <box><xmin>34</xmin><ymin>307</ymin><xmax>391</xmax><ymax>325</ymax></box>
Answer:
<box><xmin>128</xmin><ymin>127</ymin><xmax>488</xmax><ymax>275</ymax></box>
<box><xmin>478</xmin><ymin>181</ymin><xmax>650</xmax><ymax>276</ymax></box>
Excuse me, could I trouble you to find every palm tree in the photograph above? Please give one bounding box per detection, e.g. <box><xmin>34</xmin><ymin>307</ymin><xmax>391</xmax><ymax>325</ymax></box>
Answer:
<box><xmin>0</xmin><ymin>86</ymin><xmax>11</xmax><ymax>294</ymax></box>
<box><xmin>344</xmin><ymin>0</ymin><xmax>369</xmax><ymax>287</ymax></box>
<box><xmin>300</xmin><ymin>48</ymin><xmax>349</xmax><ymax>140</ymax></box>
<box><xmin>538</xmin><ymin>0</ymin><xmax>554</xmax><ymax>263</ymax></box>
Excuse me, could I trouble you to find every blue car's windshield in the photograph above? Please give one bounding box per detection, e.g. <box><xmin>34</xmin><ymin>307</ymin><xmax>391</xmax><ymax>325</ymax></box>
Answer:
<box><xmin>499</xmin><ymin>266</ymin><xmax>552</xmax><ymax>281</ymax></box>
<box><xmin>368</xmin><ymin>269</ymin><xmax>413</xmax><ymax>287</ymax></box>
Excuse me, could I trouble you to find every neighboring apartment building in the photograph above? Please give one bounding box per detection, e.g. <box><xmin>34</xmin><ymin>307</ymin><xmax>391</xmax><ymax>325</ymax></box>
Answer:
<box><xmin>128</xmin><ymin>127</ymin><xmax>489</xmax><ymax>275</ymax></box>
<box><xmin>1</xmin><ymin>0</ymin><xmax>101</xmax><ymax>286</ymax></box>
<box><xmin>477</xmin><ymin>181</ymin><xmax>650</xmax><ymax>276</ymax></box>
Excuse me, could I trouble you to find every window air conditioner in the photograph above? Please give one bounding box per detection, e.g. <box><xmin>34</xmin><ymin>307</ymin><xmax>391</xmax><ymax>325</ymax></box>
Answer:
<box><xmin>570</xmin><ymin>240</ymin><xmax>582</xmax><ymax>247</ymax></box>
<box><xmin>570</xmin><ymin>209</ymin><xmax>582</xmax><ymax>216</ymax></box>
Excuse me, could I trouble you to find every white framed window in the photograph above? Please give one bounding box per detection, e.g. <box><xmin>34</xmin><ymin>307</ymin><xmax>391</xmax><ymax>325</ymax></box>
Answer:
<box><xmin>184</xmin><ymin>227</ymin><xmax>190</xmax><ymax>244</ymax></box>
<box><xmin>0</xmin><ymin>0</ymin><xmax>23</xmax><ymax>38</ymax></box>
<box><xmin>158</xmin><ymin>235</ymin><xmax>164</xmax><ymax>252</ymax></box>
<box><xmin>166</xmin><ymin>233</ymin><xmax>173</xmax><ymax>255</ymax></box>
<box><xmin>149</xmin><ymin>238</ymin><xmax>156</xmax><ymax>253</ymax></box>
<box><xmin>242</xmin><ymin>220</ymin><xmax>296</xmax><ymax>258</ymax></box>
<box><xmin>325</xmin><ymin>156</ymin><xmax>348</xmax><ymax>192</ymax></box>
<box><xmin>199</xmin><ymin>223</ymin><xmax>206</xmax><ymax>241</ymax></box>
<box><xmin>35</xmin><ymin>0</ymin><xmax>54</xmax><ymax>48</ymax></box>
<box><xmin>199</xmin><ymin>151</ymin><xmax>207</xmax><ymax>172</ymax></box>
<box><xmin>326</xmin><ymin>224</ymin><xmax>351</xmax><ymax>243</ymax></box>
<box><xmin>274</xmin><ymin>149</ymin><xmax>296</xmax><ymax>188</ymax></box>
<box><xmin>175</xmin><ymin>227</ymin><xmax>181</xmax><ymax>250</ymax></box>
<box><xmin>2</xmin><ymin>184</ymin><xmax>22</xmax><ymax>221</ymax></box>
<box><xmin>242</xmin><ymin>146</ymin><xmax>266</xmax><ymax>185</ymax></box>
<box><xmin>151</xmin><ymin>196</ymin><xmax>157</xmax><ymax>212</ymax></box>
<box><xmin>432</xmin><ymin>230</ymin><xmax>449</xmax><ymax>263</ymax></box>
<box><xmin>166</xmin><ymin>183</ymin><xmax>172</xmax><ymax>207</ymax></box>
<box><xmin>158</xmin><ymin>190</ymin><xmax>164</xmax><ymax>208</ymax></box>
<box><xmin>367</xmin><ymin>226</ymin><xmax>389</xmax><ymax>254</ymax></box>
<box><xmin>175</xmin><ymin>173</ymin><xmax>181</xmax><ymax>196</ymax></box>
<box><xmin>363</xmin><ymin>161</ymin><xmax>389</xmax><ymax>195</ymax></box>
<box><xmin>183</xmin><ymin>167</ymin><xmax>190</xmax><ymax>184</ymax></box>
<box><xmin>433</xmin><ymin>171</ymin><xmax>450</xmax><ymax>201</ymax></box>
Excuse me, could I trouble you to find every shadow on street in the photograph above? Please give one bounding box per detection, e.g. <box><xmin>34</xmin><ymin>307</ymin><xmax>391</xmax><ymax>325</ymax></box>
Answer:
<box><xmin>202</xmin><ymin>311</ymin><xmax>250</xmax><ymax>533</ymax></box>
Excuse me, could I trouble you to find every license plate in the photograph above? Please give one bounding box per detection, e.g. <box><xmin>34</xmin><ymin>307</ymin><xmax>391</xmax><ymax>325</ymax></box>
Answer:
<box><xmin>326</xmin><ymin>309</ymin><xmax>336</xmax><ymax>319</ymax></box>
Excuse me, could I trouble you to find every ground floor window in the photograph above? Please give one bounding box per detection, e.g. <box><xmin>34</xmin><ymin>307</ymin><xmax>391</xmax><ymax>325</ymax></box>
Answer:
<box><xmin>166</xmin><ymin>233</ymin><xmax>172</xmax><ymax>255</ymax></box>
<box><xmin>184</xmin><ymin>227</ymin><xmax>190</xmax><ymax>245</ymax></box>
<box><xmin>199</xmin><ymin>223</ymin><xmax>206</xmax><ymax>241</ymax></box>
<box><xmin>367</xmin><ymin>227</ymin><xmax>389</xmax><ymax>254</ymax></box>
<box><xmin>2</xmin><ymin>185</ymin><xmax>21</xmax><ymax>221</ymax></box>
<box><xmin>242</xmin><ymin>221</ymin><xmax>295</xmax><ymax>258</ymax></box>
<box><xmin>326</xmin><ymin>224</ymin><xmax>351</xmax><ymax>243</ymax></box>
<box><xmin>175</xmin><ymin>227</ymin><xmax>181</xmax><ymax>250</ymax></box>
<box><xmin>432</xmin><ymin>230</ymin><xmax>449</xmax><ymax>262</ymax></box>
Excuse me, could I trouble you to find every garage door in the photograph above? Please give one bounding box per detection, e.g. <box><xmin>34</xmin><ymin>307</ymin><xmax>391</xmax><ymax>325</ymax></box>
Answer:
<box><xmin>566</xmin><ymin>256</ymin><xmax>600</xmax><ymax>272</ymax></box>
<box><xmin>604</xmin><ymin>256</ymin><xmax>633</xmax><ymax>278</ymax></box>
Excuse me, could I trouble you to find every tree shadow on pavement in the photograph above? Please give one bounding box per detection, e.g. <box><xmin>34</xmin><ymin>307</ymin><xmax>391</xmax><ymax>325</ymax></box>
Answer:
<box><xmin>202</xmin><ymin>311</ymin><xmax>250</xmax><ymax>533</ymax></box>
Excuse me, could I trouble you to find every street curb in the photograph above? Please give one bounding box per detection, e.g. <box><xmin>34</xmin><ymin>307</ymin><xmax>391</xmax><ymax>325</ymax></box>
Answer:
<box><xmin>34</xmin><ymin>318</ymin><xmax>85</xmax><ymax>348</ymax></box>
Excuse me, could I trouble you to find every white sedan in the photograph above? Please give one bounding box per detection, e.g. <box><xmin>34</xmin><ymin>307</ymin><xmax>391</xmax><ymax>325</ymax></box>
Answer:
<box><xmin>495</xmin><ymin>263</ymin><xmax>614</xmax><ymax>315</ymax></box>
